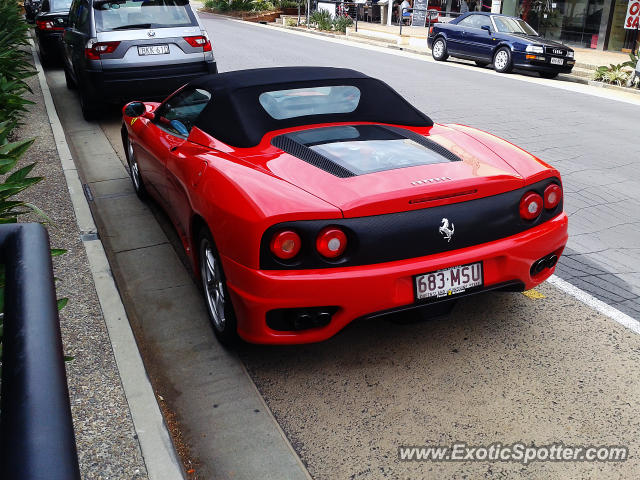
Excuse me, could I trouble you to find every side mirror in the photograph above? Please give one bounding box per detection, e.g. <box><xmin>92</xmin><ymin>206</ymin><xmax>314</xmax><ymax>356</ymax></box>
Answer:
<box><xmin>481</xmin><ymin>25</ymin><xmax>491</xmax><ymax>34</ymax></box>
<box><xmin>124</xmin><ymin>101</ymin><xmax>145</xmax><ymax>117</ymax></box>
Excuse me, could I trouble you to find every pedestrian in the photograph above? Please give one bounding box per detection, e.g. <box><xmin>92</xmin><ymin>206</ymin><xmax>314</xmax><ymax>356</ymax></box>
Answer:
<box><xmin>398</xmin><ymin>0</ymin><xmax>411</xmax><ymax>23</ymax></box>
<box><xmin>460</xmin><ymin>0</ymin><xmax>469</xmax><ymax>13</ymax></box>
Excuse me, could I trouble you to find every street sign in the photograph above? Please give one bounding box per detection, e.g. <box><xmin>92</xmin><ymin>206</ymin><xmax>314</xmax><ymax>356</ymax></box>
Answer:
<box><xmin>625</xmin><ymin>0</ymin><xmax>640</xmax><ymax>29</ymax></box>
<box><xmin>412</xmin><ymin>0</ymin><xmax>428</xmax><ymax>27</ymax></box>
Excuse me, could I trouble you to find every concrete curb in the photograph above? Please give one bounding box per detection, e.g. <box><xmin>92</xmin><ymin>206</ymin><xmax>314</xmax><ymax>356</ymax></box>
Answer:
<box><xmin>30</xmin><ymin>42</ymin><xmax>185</xmax><ymax>480</ymax></box>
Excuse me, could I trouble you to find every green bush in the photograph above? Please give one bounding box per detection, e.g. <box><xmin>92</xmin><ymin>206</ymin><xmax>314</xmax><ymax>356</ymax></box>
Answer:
<box><xmin>593</xmin><ymin>52</ymin><xmax>640</xmax><ymax>88</ymax></box>
<box><xmin>276</xmin><ymin>0</ymin><xmax>302</xmax><ymax>8</ymax></box>
<box><xmin>310</xmin><ymin>9</ymin><xmax>332</xmax><ymax>30</ymax></box>
<box><xmin>251</xmin><ymin>0</ymin><xmax>274</xmax><ymax>11</ymax></box>
<box><xmin>333</xmin><ymin>14</ymin><xmax>353</xmax><ymax>33</ymax></box>
<box><xmin>0</xmin><ymin>0</ymin><xmax>36</xmax><ymax>132</ymax></box>
<box><xmin>0</xmin><ymin>1</ymin><xmax>69</xmax><ymax>367</ymax></box>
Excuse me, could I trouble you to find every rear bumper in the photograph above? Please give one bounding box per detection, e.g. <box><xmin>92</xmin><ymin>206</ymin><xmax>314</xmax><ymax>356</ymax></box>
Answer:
<box><xmin>223</xmin><ymin>212</ymin><xmax>568</xmax><ymax>344</ymax></box>
<box><xmin>85</xmin><ymin>61</ymin><xmax>217</xmax><ymax>102</ymax></box>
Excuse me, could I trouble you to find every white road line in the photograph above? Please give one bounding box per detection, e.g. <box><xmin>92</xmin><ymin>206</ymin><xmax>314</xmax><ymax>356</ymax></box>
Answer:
<box><xmin>30</xmin><ymin>42</ymin><xmax>186</xmax><ymax>480</ymax></box>
<box><xmin>547</xmin><ymin>275</ymin><xmax>640</xmax><ymax>334</ymax></box>
<box><xmin>201</xmin><ymin>14</ymin><xmax>640</xmax><ymax>107</ymax></box>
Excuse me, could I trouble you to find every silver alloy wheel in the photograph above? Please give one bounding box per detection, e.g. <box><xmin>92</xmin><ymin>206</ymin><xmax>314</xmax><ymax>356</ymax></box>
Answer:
<box><xmin>200</xmin><ymin>239</ymin><xmax>226</xmax><ymax>331</ymax></box>
<box><xmin>433</xmin><ymin>39</ymin><xmax>445</xmax><ymax>59</ymax></box>
<box><xmin>127</xmin><ymin>136</ymin><xmax>141</xmax><ymax>191</ymax></box>
<box><xmin>494</xmin><ymin>50</ymin><xmax>509</xmax><ymax>70</ymax></box>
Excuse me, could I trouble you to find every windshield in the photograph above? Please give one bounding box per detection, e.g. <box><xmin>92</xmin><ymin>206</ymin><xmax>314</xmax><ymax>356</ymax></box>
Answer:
<box><xmin>51</xmin><ymin>0</ymin><xmax>72</xmax><ymax>11</ymax></box>
<box><xmin>93</xmin><ymin>0</ymin><xmax>196</xmax><ymax>32</ymax></box>
<box><xmin>492</xmin><ymin>16</ymin><xmax>538</xmax><ymax>36</ymax></box>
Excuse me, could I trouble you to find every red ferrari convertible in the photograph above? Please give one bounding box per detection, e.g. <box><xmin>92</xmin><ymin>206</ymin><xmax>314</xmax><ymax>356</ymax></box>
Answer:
<box><xmin>121</xmin><ymin>67</ymin><xmax>568</xmax><ymax>345</ymax></box>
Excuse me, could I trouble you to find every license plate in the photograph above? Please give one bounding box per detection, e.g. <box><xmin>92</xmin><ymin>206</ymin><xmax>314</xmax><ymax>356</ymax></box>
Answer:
<box><xmin>415</xmin><ymin>262</ymin><xmax>483</xmax><ymax>300</ymax></box>
<box><xmin>138</xmin><ymin>45</ymin><xmax>169</xmax><ymax>56</ymax></box>
<box><xmin>550</xmin><ymin>57</ymin><xmax>564</xmax><ymax>65</ymax></box>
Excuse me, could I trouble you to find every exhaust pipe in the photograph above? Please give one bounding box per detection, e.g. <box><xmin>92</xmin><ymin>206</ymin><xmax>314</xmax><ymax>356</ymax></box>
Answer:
<box><xmin>530</xmin><ymin>253</ymin><xmax>559</xmax><ymax>277</ymax></box>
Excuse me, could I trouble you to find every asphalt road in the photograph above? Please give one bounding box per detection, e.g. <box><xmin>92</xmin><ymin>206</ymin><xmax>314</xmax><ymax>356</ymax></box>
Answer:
<box><xmin>42</xmin><ymin>15</ymin><xmax>640</xmax><ymax>480</ymax></box>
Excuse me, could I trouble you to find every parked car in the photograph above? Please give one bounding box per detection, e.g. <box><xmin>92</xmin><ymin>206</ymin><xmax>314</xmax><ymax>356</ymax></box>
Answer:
<box><xmin>24</xmin><ymin>0</ymin><xmax>42</xmax><ymax>23</ymax></box>
<box><xmin>120</xmin><ymin>67</ymin><xmax>568</xmax><ymax>345</ymax></box>
<box><xmin>34</xmin><ymin>0</ymin><xmax>71</xmax><ymax>66</ymax></box>
<box><xmin>428</xmin><ymin>12</ymin><xmax>575</xmax><ymax>79</ymax></box>
<box><xmin>61</xmin><ymin>0</ymin><xmax>217</xmax><ymax>120</ymax></box>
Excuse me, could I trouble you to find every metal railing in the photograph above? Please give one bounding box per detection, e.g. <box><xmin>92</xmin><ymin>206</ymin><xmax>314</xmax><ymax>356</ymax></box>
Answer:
<box><xmin>0</xmin><ymin>223</ymin><xmax>81</xmax><ymax>480</ymax></box>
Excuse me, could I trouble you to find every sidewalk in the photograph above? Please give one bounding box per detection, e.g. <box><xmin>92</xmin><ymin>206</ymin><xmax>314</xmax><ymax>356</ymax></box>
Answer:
<box><xmin>18</xmin><ymin>56</ymin><xmax>149</xmax><ymax>478</ymax></box>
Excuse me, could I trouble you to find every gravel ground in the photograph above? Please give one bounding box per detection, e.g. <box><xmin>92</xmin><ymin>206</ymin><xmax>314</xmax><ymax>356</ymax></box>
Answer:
<box><xmin>15</xmin><ymin>55</ymin><xmax>148</xmax><ymax>480</ymax></box>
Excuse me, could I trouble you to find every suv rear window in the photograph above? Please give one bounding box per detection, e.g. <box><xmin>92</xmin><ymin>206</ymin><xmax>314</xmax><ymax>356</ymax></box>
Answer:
<box><xmin>93</xmin><ymin>0</ymin><xmax>196</xmax><ymax>32</ymax></box>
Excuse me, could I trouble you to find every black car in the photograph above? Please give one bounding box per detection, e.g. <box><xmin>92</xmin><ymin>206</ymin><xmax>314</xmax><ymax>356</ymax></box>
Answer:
<box><xmin>427</xmin><ymin>12</ymin><xmax>575</xmax><ymax>79</ymax></box>
<box><xmin>24</xmin><ymin>0</ymin><xmax>42</xmax><ymax>23</ymax></box>
<box><xmin>35</xmin><ymin>0</ymin><xmax>72</xmax><ymax>65</ymax></box>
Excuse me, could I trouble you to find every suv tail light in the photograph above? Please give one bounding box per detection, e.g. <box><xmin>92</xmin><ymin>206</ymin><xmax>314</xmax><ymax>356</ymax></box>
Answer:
<box><xmin>316</xmin><ymin>227</ymin><xmax>347</xmax><ymax>259</ymax></box>
<box><xmin>519</xmin><ymin>192</ymin><xmax>543</xmax><ymax>220</ymax></box>
<box><xmin>84</xmin><ymin>40</ymin><xmax>120</xmax><ymax>60</ymax></box>
<box><xmin>36</xmin><ymin>20</ymin><xmax>64</xmax><ymax>31</ymax></box>
<box><xmin>543</xmin><ymin>184</ymin><xmax>562</xmax><ymax>209</ymax></box>
<box><xmin>184</xmin><ymin>35</ymin><xmax>212</xmax><ymax>52</ymax></box>
<box><xmin>270</xmin><ymin>230</ymin><xmax>301</xmax><ymax>260</ymax></box>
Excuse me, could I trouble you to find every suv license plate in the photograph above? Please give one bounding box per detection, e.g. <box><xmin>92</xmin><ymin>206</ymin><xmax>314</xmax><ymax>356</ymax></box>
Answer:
<box><xmin>550</xmin><ymin>57</ymin><xmax>564</xmax><ymax>65</ymax></box>
<box><xmin>138</xmin><ymin>45</ymin><xmax>169</xmax><ymax>56</ymax></box>
<box><xmin>415</xmin><ymin>262</ymin><xmax>483</xmax><ymax>300</ymax></box>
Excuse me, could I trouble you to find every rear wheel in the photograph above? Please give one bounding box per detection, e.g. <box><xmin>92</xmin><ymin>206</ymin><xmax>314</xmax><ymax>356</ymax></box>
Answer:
<box><xmin>79</xmin><ymin>85</ymin><xmax>101</xmax><ymax>121</ymax></box>
<box><xmin>493</xmin><ymin>47</ymin><xmax>513</xmax><ymax>73</ymax></box>
<box><xmin>198</xmin><ymin>227</ymin><xmax>239</xmax><ymax>346</ymax></box>
<box><xmin>539</xmin><ymin>71</ymin><xmax>559</xmax><ymax>79</ymax></box>
<box><xmin>432</xmin><ymin>37</ymin><xmax>449</xmax><ymax>61</ymax></box>
<box><xmin>64</xmin><ymin>66</ymin><xmax>76</xmax><ymax>90</ymax></box>
<box><xmin>123</xmin><ymin>128</ymin><xmax>147</xmax><ymax>200</ymax></box>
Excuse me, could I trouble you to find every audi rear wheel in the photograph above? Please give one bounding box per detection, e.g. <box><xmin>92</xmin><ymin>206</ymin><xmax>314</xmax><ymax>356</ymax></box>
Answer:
<box><xmin>432</xmin><ymin>37</ymin><xmax>449</xmax><ymax>61</ymax></box>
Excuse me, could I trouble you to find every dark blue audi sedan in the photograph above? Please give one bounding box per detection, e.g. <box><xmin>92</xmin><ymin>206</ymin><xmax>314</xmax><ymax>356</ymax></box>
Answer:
<box><xmin>427</xmin><ymin>12</ymin><xmax>575</xmax><ymax>79</ymax></box>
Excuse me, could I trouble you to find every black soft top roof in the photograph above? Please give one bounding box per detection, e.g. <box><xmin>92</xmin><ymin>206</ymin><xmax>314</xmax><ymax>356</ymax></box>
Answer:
<box><xmin>189</xmin><ymin>67</ymin><xmax>433</xmax><ymax>148</ymax></box>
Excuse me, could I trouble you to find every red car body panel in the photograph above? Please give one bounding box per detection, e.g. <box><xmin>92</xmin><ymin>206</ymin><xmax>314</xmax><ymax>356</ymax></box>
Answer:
<box><xmin>122</xmin><ymin>87</ymin><xmax>567</xmax><ymax>345</ymax></box>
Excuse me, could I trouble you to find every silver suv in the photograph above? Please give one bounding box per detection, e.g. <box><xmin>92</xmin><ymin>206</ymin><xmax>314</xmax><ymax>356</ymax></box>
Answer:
<box><xmin>61</xmin><ymin>0</ymin><xmax>216</xmax><ymax>120</ymax></box>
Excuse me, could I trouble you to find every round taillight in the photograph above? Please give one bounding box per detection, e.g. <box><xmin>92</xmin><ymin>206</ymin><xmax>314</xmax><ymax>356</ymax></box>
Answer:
<box><xmin>544</xmin><ymin>184</ymin><xmax>562</xmax><ymax>209</ymax></box>
<box><xmin>519</xmin><ymin>192</ymin><xmax>543</xmax><ymax>220</ymax></box>
<box><xmin>270</xmin><ymin>230</ymin><xmax>301</xmax><ymax>260</ymax></box>
<box><xmin>316</xmin><ymin>227</ymin><xmax>347</xmax><ymax>259</ymax></box>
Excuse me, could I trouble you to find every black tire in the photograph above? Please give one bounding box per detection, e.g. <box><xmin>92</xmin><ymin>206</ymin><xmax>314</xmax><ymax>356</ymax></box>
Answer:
<box><xmin>493</xmin><ymin>47</ymin><xmax>513</xmax><ymax>73</ymax></box>
<box><xmin>431</xmin><ymin>37</ymin><xmax>449</xmax><ymax>61</ymax></box>
<box><xmin>475</xmin><ymin>60</ymin><xmax>489</xmax><ymax>68</ymax></box>
<box><xmin>39</xmin><ymin>48</ymin><xmax>50</xmax><ymax>68</ymax></box>
<box><xmin>64</xmin><ymin>66</ymin><xmax>76</xmax><ymax>90</ymax></box>
<box><xmin>539</xmin><ymin>71</ymin><xmax>559</xmax><ymax>79</ymax></box>
<box><xmin>197</xmin><ymin>226</ymin><xmax>239</xmax><ymax>346</ymax></box>
<box><xmin>122</xmin><ymin>126</ymin><xmax>147</xmax><ymax>200</ymax></box>
<box><xmin>79</xmin><ymin>85</ymin><xmax>101</xmax><ymax>121</ymax></box>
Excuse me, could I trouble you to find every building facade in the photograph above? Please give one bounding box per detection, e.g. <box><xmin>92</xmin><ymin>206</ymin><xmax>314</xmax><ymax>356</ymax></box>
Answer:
<box><xmin>500</xmin><ymin>0</ymin><xmax>640</xmax><ymax>51</ymax></box>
